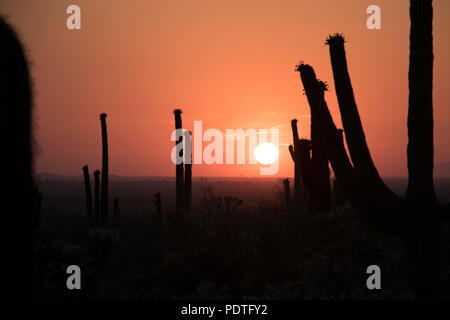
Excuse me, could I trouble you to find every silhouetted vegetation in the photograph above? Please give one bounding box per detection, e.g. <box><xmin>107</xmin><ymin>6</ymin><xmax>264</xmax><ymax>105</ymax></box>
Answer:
<box><xmin>25</xmin><ymin>0</ymin><xmax>450</xmax><ymax>300</ymax></box>
<box><xmin>185</xmin><ymin>131</ymin><xmax>192</xmax><ymax>212</ymax></box>
<box><xmin>100</xmin><ymin>113</ymin><xmax>109</xmax><ymax>227</ymax></box>
<box><xmin>296</xmin><ymin>0</ymin><xmax>447</xmax><ymax>298</ymax></box>
<box><xmin>288</xmin><ymin>115</ymin><xmax>331</xmax><ymax>214</ymax></box>
<box><xmin>82</xmin><ymin>165</ymin><xmax>94</xmax><ymax>226</ymax></box>
<box><xmin>94</xmin><ymin>170</ymin><xmax>100</xmax><ymax>226</ymax></box>
<box><xmin>288</xmin><ymin>119</ymin><xmax>306</xmax><ymax>213</ymax></box>
<box><xmin>174</xmin><ymin>109</ymin><xmax>184</xmax><ymax>214</ymax></box>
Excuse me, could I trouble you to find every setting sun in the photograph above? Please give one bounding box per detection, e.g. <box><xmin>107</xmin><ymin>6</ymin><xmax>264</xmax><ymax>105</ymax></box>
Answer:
<box><xmin>254</xmin><ymin>143</ymin><xmax>279</xmax><ymax>165</ymax></box>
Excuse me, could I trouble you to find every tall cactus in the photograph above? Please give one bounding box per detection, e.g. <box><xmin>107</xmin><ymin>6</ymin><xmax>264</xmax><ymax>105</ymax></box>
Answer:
<box><xmin>185</xmin><ymin>131</ymin><xmax>192</xmax><ymax>212</ymax></box>
<box><xmin>289</xmin><ymin>137</ymin><xmax>312</xmax><ymax>212</ymax></box>
<box><xmin>82</xmin><ymin>165</ymin><xmax>94</xmax><ymax>226</ymax></box>
<box><xmin>404</xmin><ymin>0</ymin><xmax>441</xmax><ymax>298</ymax></box>
<box><xmin>289</xmin><ymin>116</ymin><xmax>330</xmax><ymax>213</ymax></box>
<box><xmin>289</xmin><ymin>119</ymin><xmax>303</xmax><ymax>211</ymax></box>
<box><xmin>173</xmin><ymin>109</ymin><xmax>184</xmax><ymax>213</ymax></box>
<box><xmin>94</xmin><ymin>170</ymin><xmax>100</xmax><ymax>227</ymax></box>
<box><xmin>1</xmin><ymin>17</ymin><xmax>37</xmax><ymax>297</ymax></box>
<box><xmin>1</xmin><ymin>17</ymin><xmax>35</xmax><ymax>209</ymax></box>
<box><xmin>100</xmin><ymin>113</ymin><xmax>109</xmax><ymax>226</ymax></box>
<box><xmin>310</xmin><ymin>85</ymin><xmax>331</xmax><ymax>214</ymax></box>
<box><xmin>296</xmin><ymin>0</ymin><xmax>445</xmax><ymax>297</ymax></box>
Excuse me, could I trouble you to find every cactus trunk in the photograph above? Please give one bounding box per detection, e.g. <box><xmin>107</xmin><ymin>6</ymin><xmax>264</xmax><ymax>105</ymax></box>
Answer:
<box><xmin>82</xmin><ymin>165</ymin><xmax>94</xmax><ymax>226</ymax></box>
<box><xmin>185</xmin><ymin>131</ymin><xmax>192</xmax><ymax>212</ymax></box>
<box><xmin>100</xmin><ymin>113</ymin><xmax>109</xmax><ymax>226</ymax></box>
<box><xmin>326</xmin><ymin>34</ymin><xmax>399</xmax><ymax>205</ymax></box>
<box><xmin>283</xmin><ymin>178</ymin><xmax>293</xmax><ymax>211</ymax></box>
<box><xmin>174</xmin><ymin>109</ymin><xmax>184</xmax><ymax>213</ymax></box>
<box><xmin>94</xmin><ymin>170</ymin><xmax>100</xmax><ymax>227</ymax></box>
<box><xmin>290</xmin><ymin>120</ymin><xmax>303</xmax><ymax>212</ymax></box>
<box><xmin>403</xmin><ymin>0</ymin><xmax>441</xmax><ymax>298</ymax></box>
<box><xmin>1</xmin><ymin>17</ymin><xmax>39</xmax><ymax>297</ymax></box>
<box><xmin>332</xmin><ymin>178</ymin><xmax>346</xmax><ymax>206</ymax></box>
<box><xmin>310</xmin><ymin>109</ymin><xmax>331</xmax><ymax>214</ymax></box>
<box><xmin>1</xmin><ymin>18</ymin><xmax>36</xmax><ymax>230</ymax></box>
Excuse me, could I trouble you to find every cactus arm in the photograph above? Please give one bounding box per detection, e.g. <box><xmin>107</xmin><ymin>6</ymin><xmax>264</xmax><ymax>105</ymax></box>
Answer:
<box><xmin>326</xmin><ymin>35</ymin><xmax>400</xmax><ymax>207</ymax></box>
<box><xmin>326</xmin><ymin>35</ymin><xmax>379</xmax><ymax>180</ymax></box>
<box><xmin>291</xmin><ymin>119</ymin><xmax>299</xmax><ymax>145</ymax></box>
<box><xmin>288</xmin><ymin>145</ymin><xmax>295</xmax><ymax>162</ymax></box>
<box><xmin>298</xmin><ymin>63</ymin><xmax>404</xmax><ymax>235</ymax></box>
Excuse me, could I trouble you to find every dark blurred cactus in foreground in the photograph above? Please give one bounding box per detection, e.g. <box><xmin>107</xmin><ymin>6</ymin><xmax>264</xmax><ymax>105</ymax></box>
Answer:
<box><xmin>83</xmin><ymin>165</ymin><xmax>94</xmax><ymax>226</ymax></box>
<box><xmin>295</xmin><ymin>0</ymin><xmax>445</xmax><ymax>298</ymax></box>
<box><xmin>94</xmin><ymin>170</ymin><xmax>100</xmax><ymax>227</ymax></box>
<box><xmin>174</xmin><ymin>109</ymin><xmax>184</xmax><ymax>213</ymax></box>
<box><xmin>1</xmin><ymin>16</ymin><xmax>39</xmax><ymax>297</ymax></box>
<box><xmin>100</xmin><ymin>113</ymin><xmax>109</xmax><ymax>226</ymax></box>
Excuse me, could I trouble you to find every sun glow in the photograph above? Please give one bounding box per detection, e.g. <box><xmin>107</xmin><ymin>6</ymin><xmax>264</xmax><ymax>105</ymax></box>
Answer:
<box><xmin>254</xmin><ymin>143</ymin><xmax>279</xmax><ymax>165</ymax></box>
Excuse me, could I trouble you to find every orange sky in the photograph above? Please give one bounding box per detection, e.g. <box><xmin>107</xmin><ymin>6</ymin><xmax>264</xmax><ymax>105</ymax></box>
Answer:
<box><xmin>1</xmin><ymin>0</ymin><xmax>450</xmax><ymax>177</ymax></box>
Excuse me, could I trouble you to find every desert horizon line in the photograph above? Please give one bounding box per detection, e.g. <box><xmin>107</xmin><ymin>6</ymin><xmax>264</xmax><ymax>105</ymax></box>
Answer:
<box><xmin>35</xmin><ymin>172</ymin><xmax>450</xmax><ymax>180</ymax></box>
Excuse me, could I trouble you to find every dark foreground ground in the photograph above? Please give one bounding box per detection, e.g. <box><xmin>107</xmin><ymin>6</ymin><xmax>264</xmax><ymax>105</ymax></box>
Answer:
<box><xmin>32</xmin><ymin>176</ymin><xmax>450</xmax><ymax>299</ymax></box>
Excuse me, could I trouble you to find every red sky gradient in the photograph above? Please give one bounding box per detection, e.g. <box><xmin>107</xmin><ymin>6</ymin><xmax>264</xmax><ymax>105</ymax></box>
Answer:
<box><xmin>1</xmin><ymin>0</ymin><xmax>450</xmax><ymax>177</ymax></box>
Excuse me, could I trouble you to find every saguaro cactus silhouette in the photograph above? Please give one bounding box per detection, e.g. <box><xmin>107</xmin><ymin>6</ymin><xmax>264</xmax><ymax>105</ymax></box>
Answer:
<box><xmin>296</xmin><ymin>0</ymin><xmax>445</xmax><ymax>298</ymax></box>
<box><xmin>82</xmin><ymin>165</ymin><xmax>94</xmax><ymax>226</ymax></box>
<box><xmin>185</xmin><ymin>131</ymin><xmax>192</xmax><ymax>212</ymax></box>
<box><xmin>404</xmin><ymin>0</ymin><xmax>442</xmax><ymax>298</ymax></box>
<box><xmin>289</xmin><ymin>118</ymin><xmax>329</xmax><ymax>213</ymax></box>
<box><xmin>289</xmin><ymin>119</ymin><xmax>303</xmax><ymax>211</ymax></box>
<box><xmin>94</xmin><ymin>170</ymin><xmax>100</xmax><ymax>227</ymax></box>
<box><xmin>1</xmin><ymin>19</ymin><xmax>36</xmax><ymax>213</ymax></box>
<box><xmin>1</xmin><ymin>17</ymin><xmax>37</xmax><ymax>296</ymax></box>
<box><xmin>174</xmin><ymin>109</ymin><xmax>184</xmax><ymax>213</ymax></box>
<box><xmin>100</xmin><ymin>113</ymin><xmax>109</xmax><ymax>226</ymax></box>
<box><xmin>1</xmin><ymin>18</ymin><xmax>34</xmax><ymax>207</ymax></box>
<box><xmin>310</xmin><ymin>85</ymin><xmax>331</xmax><ymax>214</ymax></box>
